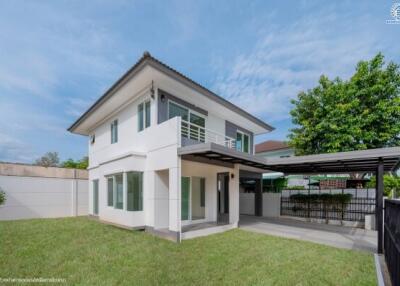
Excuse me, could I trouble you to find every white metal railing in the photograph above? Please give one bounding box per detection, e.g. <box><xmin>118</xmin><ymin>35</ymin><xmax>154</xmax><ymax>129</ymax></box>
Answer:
<box><xmin>181</xmin><ymin>120</ymin><xmax>236</xmax><ymax>149</ymax></box>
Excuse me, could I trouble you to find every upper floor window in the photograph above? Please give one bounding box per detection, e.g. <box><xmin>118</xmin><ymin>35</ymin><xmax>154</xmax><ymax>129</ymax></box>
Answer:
<box><xmin>236</xmin><ymin>131</ymin><xmax>250</xmax><ymax>153</ymax></box>
<box><xmin>138</xmin><ymin>100</ymin><xmax>151</xmax><ymax>132</ymax></box>
<box><xmin>111</xmin><ymin>120</ymin><xmax>118</xmax><ymax>144</ymax></box>
<box><xmin>168</xmin><ymin>101</ymin><xmax>205</xmax><ymax>141</ymax></box>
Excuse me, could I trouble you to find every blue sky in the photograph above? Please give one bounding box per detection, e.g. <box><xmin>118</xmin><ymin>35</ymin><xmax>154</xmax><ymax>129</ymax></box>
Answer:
<box><xmin>0</xmin><ymin>0</ymin><xmax>399</xmax><ymax>163</ymax></box>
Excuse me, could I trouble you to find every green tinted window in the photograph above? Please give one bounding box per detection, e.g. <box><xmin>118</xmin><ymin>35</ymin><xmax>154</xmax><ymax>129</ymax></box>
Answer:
<box><xmin>127</xmin><ymin>172</ymin><xmax>143</xmax><ymax>211</ymax></box>
<box><xmin>169</xmin><ymin>102</ymin><xmax>188</xmax><ymax>121</ymax></box>
<box><xmin>181</xmin><ymin>177</ymin><xmax>190</xmax><ymax>220</ymax></box>
<box><xmin>107</xmin><ymin>177</ymin><xmax>113</xmax><ymax>206</ymax></box>
<box><xmin>115</xmin><ymin>174</ymin><xmax>123</xmax><ymax>209</ymax></box>
<box><xmin>138</xmin><ymin>103</ymin><xmax>144</xmax><ymax>131</ymax></box>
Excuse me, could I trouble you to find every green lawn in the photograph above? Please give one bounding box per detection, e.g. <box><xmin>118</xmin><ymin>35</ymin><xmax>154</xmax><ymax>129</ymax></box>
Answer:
<box><xmin>0</xmin><ymin>217</ymin><xmax>376</xmax><ymax>285</ymax></box>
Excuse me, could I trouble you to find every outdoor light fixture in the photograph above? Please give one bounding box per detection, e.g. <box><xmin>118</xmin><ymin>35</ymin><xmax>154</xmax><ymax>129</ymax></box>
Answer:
<box><xmin>231</xmin><ymin>173</ymin><xmax>234</xmax><ymax>179</ymax></box>
<box><xmin>160</xmin><ymin>93</ymin><xmax>166</xmax><ymax>102</ymax></box>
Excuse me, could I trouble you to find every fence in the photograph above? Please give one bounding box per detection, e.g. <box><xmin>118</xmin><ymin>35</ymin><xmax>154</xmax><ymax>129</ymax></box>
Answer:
<box><xmin>384</xmin><ymin>199</ymin><xmax>400</xmax><ymax>286</ymax></box>
<box><xmin>0</xmin><ymin>162</ymin><xmax>88</xmax><ymax>220</ymax></box>
<box><xmin>280</xmin><ymin>189</ymin><xmax>375</xmax><ymax>222</ymax></box>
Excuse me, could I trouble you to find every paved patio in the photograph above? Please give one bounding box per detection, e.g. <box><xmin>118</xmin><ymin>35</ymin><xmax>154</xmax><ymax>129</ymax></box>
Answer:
<box><xmin>239</xmin><ymin>215</ymin><xmax>377</xmax><ymax>252</ymax></box>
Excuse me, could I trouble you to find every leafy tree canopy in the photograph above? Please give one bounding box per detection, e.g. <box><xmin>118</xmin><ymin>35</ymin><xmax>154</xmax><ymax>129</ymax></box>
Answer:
<box><xmin>60</xmin><ymin>156</ymin><xmax>88</xmax><ymax>170</ymax></box>
<box><xmin>289</xmin><ymin>53</ymin><xmax>400</xmax><ymax>155</ymax></box>
<box><xmin>34</xmin><ymin>152</ymin><xmax>60</xmax><ymax>167</ymax></box>
<box><xmin>34</xmin><ymin>152</ymin><xmax>88</xmax><ymax>170</ymax></box>
<box><xmin>367</xmin><ymin>175</ymin><xmax>400</xmax><ymax>197</ymax></box>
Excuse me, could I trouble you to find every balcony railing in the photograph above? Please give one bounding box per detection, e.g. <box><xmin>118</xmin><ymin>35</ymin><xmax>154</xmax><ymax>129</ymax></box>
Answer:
<box><xmin>181</xmin><ymin>120</ymin><xmax>236</xmax><ymax>149</ymax></box>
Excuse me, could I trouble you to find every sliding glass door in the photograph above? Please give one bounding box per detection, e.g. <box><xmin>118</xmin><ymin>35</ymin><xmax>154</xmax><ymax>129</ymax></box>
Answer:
<box><xmin>181</xmin><ymin>176</ymin><xmax>206</xmax><ymax>222</ymax></box>
<box><xmin>181</xmin><ymin>177</ymin><xmax>190</xmax><ymax>220</ymax></box>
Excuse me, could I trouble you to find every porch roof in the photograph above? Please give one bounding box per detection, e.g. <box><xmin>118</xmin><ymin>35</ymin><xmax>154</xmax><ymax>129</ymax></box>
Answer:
<box><xmin>178</xmin><ymin>144</ymin><xmax>400</xmax><ymax>174</ymax></box>
<box><xmin>178</xmin><ymin>143</ymin><xmax>270</xmax><ymax>170</ymax></box>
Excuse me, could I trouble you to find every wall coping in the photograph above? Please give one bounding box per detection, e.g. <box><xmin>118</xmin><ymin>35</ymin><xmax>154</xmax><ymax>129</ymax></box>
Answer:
<box><xmin>0</xmin><ymin>162</ymin><xmax>88</xmax><ymax>179</ymax></box>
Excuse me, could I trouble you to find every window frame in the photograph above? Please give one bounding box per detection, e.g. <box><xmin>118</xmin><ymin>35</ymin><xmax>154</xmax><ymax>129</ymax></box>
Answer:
<box><xmin>167</xmin><ymin>100</ymin><xmax>206</xmax><ymax>141</ymax></box>
<box><xmin>138</xmin><ymin>99</ymin><xmax>151</xmax><ymax>132</ymax></box>
<box><xmin>127</xmin><ymin>171</ymin><xmax>143</xmax><ymax>211</ymax></box>
<box><xmin>111</xmin><ymin>119</ymin><xmax>118</xmax><ymax>144</ymax></box>
<box><xmin>236</xmin><ymin>131</ymin><xmax>250</xmax><ymax>154</ymax></box>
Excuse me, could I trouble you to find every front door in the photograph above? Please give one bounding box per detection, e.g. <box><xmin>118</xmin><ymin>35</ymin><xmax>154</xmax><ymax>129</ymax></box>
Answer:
<box><xmin>217</xmin><ymin>172</ymin><xmax>229</xmax><ymax>224</ymax></box>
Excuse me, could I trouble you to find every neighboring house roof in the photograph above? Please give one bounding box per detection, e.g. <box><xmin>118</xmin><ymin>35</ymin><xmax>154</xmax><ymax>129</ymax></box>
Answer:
<box><xmin>68</xmin><ymin>51</ymin><xmax>274</xmax><ymax>133</ymax></box>
<box><xmin>255</xmin><ymin>140</ymin><xmax>291</xmax><ymax>154</ymax></box>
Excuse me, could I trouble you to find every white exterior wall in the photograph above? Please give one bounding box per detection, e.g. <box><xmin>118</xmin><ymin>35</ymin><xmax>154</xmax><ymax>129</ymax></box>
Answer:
<box><xmin>84</xmin><ymin>64</ymin><xmax>262</xmax><ymax>234</ymax></box>
<box><xmin>0</xmin><ymin>175</ymin><xmax>88</xmax><ymax>220</ymax></box>
<box><xmin>88</xmin><ymin>117</ymin><xmax>181</xmax><ymax>230</ymax></box>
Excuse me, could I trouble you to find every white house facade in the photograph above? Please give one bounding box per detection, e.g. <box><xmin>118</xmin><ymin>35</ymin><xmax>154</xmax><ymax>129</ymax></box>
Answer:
<box><xmin>68</xmin><ymin>52</ymin><xmax>274</xmax><ymax>241</ymax></box>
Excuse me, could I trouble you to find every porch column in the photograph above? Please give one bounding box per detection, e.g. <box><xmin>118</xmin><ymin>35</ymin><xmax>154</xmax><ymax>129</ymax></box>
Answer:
<box><xmin>169</xmin><ymin>165</ymin><xmax>181</xmax><ymax>235</ymax></box>
<box><xmin>229</xmin><ymin>164</ymin><xmax>240</xmax><ymax>225</ymax></box>
<box><xmin>255</xmin><ymin>178</ymin><xmax>263</xmax><ymax>216</ymax></box>
<box><xmin>376</xmin><ymin>158</ymin><xmax>384</xmax><ymax>254</ymax></box>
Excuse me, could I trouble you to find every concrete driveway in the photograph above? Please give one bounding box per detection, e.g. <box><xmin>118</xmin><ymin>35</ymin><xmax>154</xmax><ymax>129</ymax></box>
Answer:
<box><xmin>239</xmin><ymin>215</ymin><xmax>377</xmax><ymax>252</ymax></box>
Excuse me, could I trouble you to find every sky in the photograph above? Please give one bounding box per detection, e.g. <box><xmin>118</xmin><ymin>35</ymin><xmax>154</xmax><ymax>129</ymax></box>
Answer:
<box><xmin>0</xmin><ymin>0</ymin><xmax>399</xmax><ymax>163</ymax></box>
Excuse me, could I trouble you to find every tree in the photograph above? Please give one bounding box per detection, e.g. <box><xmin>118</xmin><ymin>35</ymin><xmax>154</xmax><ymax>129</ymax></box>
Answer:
<box><xmin>0</xmin><ymin>189</ymin><xmax>5</xmax><ymax>205</ymax></box>
<box><xmin>367</xmin><ymin>175</ymin><xmax>400</xmax><ymax>197</ymax></box>
<box><xmin>289</xmin><ymin>53</ymin><xmax>400</xmax><ymax>155</ymax></box>
<box><xmin>34</xmin><ymin>152</ymin><xmax>60</xmax><ymax>167</ymax></box>
<box><xmin>60</xmin><ymin>156</ymin><xmax>88</xmax><ymax>170</ymax></box>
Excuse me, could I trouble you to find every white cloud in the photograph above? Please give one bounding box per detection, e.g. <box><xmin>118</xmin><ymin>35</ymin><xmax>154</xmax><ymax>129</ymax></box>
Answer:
<box><xmin>0</xmin><ymin>133</ymin><xmax>36</xmax><ymax>163</ymax></box>
<box><xmin>212</xmin><ymin>4</ymin><xmax>385</xmax><ymax>123</ymax></box>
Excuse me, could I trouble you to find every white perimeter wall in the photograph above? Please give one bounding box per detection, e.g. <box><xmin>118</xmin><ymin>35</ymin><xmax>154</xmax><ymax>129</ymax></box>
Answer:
<box><xmin>262</xmin><ymin>193</ymin><xmax>281</xmax><ymax>217</ymax></box>
<box><xmin>0</xmin><ymin>175</ymin><xmax>88</xmax><ymax>221</ymax></box>
<box><xmin>239</xmin><ymin>193</ymin><xmax>255</xmax><ymax>215</ymax></box>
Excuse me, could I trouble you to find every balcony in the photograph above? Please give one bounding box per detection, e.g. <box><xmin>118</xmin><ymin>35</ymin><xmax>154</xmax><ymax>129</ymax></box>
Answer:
<box><xmin>181</xmin><ymin>120</ymin><xmax>236</xmax><ymax>149</ymax></box>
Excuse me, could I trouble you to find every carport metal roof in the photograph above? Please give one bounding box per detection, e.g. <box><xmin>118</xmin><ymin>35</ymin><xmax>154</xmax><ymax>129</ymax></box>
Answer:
<box><xmin>266</xmin><ymin>147</ymin><xmax>400</xmax><ymax>174</ymax></box>
<box><xmin>178</xmin><ymin>143</ymin><xmax>400</xmax><ymax>174</ymax></box>
<box><xmin>178</xmin><ymin>143</ymin><xmax>400</xmax><ymax>254</ymax></box>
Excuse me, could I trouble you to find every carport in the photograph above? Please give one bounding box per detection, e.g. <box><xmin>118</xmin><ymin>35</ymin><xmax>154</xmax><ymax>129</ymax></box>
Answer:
<box><xmin>266</xmin><ymin>147</ymin><xmax>400</xmax><ymax>254</ymax></box>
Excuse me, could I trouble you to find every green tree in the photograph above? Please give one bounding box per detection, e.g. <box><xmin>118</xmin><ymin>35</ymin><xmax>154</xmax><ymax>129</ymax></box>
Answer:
<box><xmin>60</xmin><ymin>156</ymin><xmax>88</xmax><ymax>170</ymax></box>
<box><xmin>289</xmin><ymin>53</ymin><xmax>400</xmax><ymax>155</ymax></box>
<box><xmin>367</xmin><ymin>175</ymin><xmax>400</xmax><ymax>197</ymax></box>
<box><xmin>34</xmin><ymin>152</ymin><xmax>60</xmax><ymax>167</ymax></box>
<box><xmin>0</xmin><ymin>189</ymin><xmax>5</xmax><ymax>205</ymax></box>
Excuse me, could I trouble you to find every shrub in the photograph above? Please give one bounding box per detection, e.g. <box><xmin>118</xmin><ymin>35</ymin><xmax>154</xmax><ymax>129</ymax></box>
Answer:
<box><xmin>0</xmin><ymin>190</ymin><xmax>6</xmax><ymax>205</ymax></box>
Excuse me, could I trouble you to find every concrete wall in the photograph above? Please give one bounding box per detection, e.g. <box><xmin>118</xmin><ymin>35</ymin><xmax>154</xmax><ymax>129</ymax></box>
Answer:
<box><xmin>239</xmin><ymin>193</ymin><xmax>255</xmax><ymax>215</ymax></box>
<box><xmin>0</xmin><ymin>163</ymin><xmax>88</xmax><ymax>221</ymax></box>
<box><xmin>262</xmin><ymin>193</ymin><xmax>281</xmax><ymax>217</ymax></box>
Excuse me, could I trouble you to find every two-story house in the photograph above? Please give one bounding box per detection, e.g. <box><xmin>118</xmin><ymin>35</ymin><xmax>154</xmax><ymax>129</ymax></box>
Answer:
<box><xmin>68</xmin><ymin>52</ymin><xmax>274</xmax><ymax>241</ymax></box>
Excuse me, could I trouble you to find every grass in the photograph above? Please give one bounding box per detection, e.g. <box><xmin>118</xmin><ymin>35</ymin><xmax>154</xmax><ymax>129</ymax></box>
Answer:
<box><xmin>0</xmin><ymin>217</ymin><xmax>376</xmax><ymax>285</ymax></box>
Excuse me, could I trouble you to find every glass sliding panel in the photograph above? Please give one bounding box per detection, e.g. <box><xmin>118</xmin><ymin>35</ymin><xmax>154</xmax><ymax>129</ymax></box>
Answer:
<box><xmin>115</xmin><ymin>174</ymin><xmax>123</xmax><ymax>209</ymax></box>
<box><xmin>111</xmin><ymin>120</ymin><xmax>118</xmax><ymax>143</ymax></box>
<box><xmin>145</xmin><ymin>101</ymin><xmax>151</xmax><ymax>128</ymax></box>
<box><xmin>189</xmin><ymin>113</ymin><xmax>205</xmax><ymax>142</ymax></box>
<box><xmin>107</xmin><ymin>177</ymin><xmax>113</xmax><ymax>206</ymax></box>
<box><xmin>243</xmin><ymin>134</ymin><xmax>249</xmax><ymax>153</ymax></box>
<box><xmin>138</xmin><ymin>103</ymin><xmax>144</xmax><ymax>131</ymax></box>
<box><xmin>93</xmin><ymin>180</ymin><xmax>99</xmax><ymax>215</ymax></box>
<box><xmin>181</xmin><ymin>177</ymin><xmax>190</xmax><ymax>220</ymax></box>
<box><xmin>127</xmin><ymin>172</ymin><xmax>143</xmax><ymax>211</ymax></box>
<box><xmin>169</xmin><ymin>102</ymin><xmax>189</xmax><ymax>138</ymax></box>
<box><xmin>191</xmin><ymin>177</ymin><xmax>205</xmax><ymax>220</ymax></box>
<box><xmin>236</xmin><ymin>132</ymin><xmax>242</xmax><ymax>152</ymax></box>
